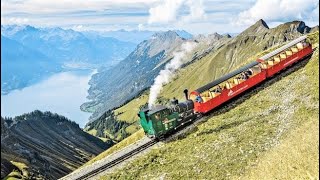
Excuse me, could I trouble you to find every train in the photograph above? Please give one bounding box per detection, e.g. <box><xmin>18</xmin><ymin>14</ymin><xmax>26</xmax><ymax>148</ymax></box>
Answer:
<box><xmin>138</xmin><ymin>35</ymin><xmax>314</xmax><ymax>139</ymax></box>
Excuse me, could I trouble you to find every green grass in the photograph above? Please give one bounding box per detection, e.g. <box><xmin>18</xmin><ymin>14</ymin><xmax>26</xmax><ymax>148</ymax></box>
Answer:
<box><xmin>87</xmin><ymin>24</ymin><xmax>313</xmax><ymax>143</ymax></box>
<box><xmin>4</xmin><ymin>170</ymin><xmax>22</xmax><ymax>180</ymax></box>
<box><xmin>115</xmin><ymin>94</ymin><xmax>149</xmax><ymax>123</ymax></box>
<box><xmin>238</xmin><ymin>116</ymin><xmax>319</xmax><ymax>180</ymax></box>
<box><xmin>86</xmin><ymin>129</ymin><xmax>111</xmax><ymax>142</ymax></box>
<box><xmin>100</xmin><ymin>32</ymin><xmax>319</xmax><ymax>179</ymax></box>
<box><xmin>81</xmin><ymin>129</ymin><xmax>145</xmax><ymax>167</ymax></box>
<box><xmin>3</xmin><ymin>161</ymin><xmax>29</xmax><ymax>180</ymax></box>
<box><xmin>86</xmin><ymin>129</ymin><xmax>97</xmax><ymax>136</ymax></box>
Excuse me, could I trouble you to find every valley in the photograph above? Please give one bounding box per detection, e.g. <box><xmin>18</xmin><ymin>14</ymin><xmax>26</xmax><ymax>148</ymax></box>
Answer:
<box><xmin>1</xmin><ymin>69</ymin><xmax>94</xmax><ymax>128</ymax></box>
<box><xmin>1</xmin><ymin>25</ymin><xmax>137</xmax><ymax>95</ymax></box>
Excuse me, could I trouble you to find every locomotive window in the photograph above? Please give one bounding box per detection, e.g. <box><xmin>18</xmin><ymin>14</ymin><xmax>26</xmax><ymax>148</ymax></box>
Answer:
<box><xmin>162</xmin><ymin>110</ymin><xmax>169</xmax><ymax>116</ymax></box>
<box><xmin>154</xmin><ymin>112</ymin><xmax>161</xmax><ymax>120</ymax></box>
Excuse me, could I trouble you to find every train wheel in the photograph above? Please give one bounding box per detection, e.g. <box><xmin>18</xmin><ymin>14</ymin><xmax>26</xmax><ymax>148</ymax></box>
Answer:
<box><xmin>147</xmin><ymin>134</ymin><xmax>156</xmax><ymax>139</ymax></box>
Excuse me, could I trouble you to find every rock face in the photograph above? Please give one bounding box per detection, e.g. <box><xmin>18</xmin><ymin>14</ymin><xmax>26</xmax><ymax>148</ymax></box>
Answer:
<box><xmin>1</xmin><ymin>110</ymin><xmax>112</xmax><ymax>179</ymax></box>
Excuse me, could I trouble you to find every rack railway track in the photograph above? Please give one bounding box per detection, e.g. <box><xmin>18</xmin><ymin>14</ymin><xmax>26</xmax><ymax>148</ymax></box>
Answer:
<box><xmin>76</xmin><ymin>139</ymin><xmax>158</xmax><ymax>180</ymax></box>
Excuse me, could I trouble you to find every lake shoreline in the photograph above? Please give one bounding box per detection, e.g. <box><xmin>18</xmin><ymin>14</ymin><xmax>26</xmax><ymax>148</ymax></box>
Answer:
<box><xmin>1</xmin><ymin>69</ymin><xmax>96</xmax><ymax>128</ymax></box>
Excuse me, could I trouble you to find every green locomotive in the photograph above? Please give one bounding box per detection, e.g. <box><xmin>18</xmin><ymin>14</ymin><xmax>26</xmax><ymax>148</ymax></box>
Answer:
<box><xmin>138</xmin><ymin>91</ymin><xmax>198</xmax><ymax>138</ymax></box>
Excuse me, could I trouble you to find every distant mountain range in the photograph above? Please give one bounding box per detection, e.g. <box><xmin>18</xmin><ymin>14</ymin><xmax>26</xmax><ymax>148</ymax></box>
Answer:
<box><xmin>1</xmin><ymin>35</ymin><xmax>61</xmax><ymax>95</ymax></box>
<box><xmin>1</xmin><ymin>110</ymin><xmax>112</xmax><ymax>179</ymax></box>
<box><xmin>1</xmin><ymin>25</ymin><xmax>137</xmax><ymax>67</ymax></box>
<box><xmin>1</xmin><ymin>25</ymin><xmax>137</xmax><ymax>94</ymax></box>
<box><xmin>83</xmin><ymin>29</ymin><xmax>193</xmax><ymax>44</ymax></box>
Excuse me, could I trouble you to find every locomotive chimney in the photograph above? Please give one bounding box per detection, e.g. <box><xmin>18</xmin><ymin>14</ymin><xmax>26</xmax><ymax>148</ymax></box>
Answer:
<box><xmin>183</xmin><ymin>89</ymin><xmax>189</xmax><ymax>100</ymax></box>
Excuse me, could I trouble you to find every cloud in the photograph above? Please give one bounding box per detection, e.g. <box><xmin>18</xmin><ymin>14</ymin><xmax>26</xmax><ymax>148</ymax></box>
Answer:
<box><xmin>73</xmin><ymin>25</ymin><xmax>84</xmax><ymax>31</ymax></box>
<box><xmin>1</xmin><ymin>0</ymin><xmax>159</xmax><ymax>14</ymax></box>
<box><xmin>234</xmin><ymin>0</ymin><xmax>319</xmax><ymax>26</ymax></box>
<box><xmin>182</xmin><ymin>0</ymin><xmax>206</xmax><ymax>22</ymax></box>
<box><xmin>1</xmin><ymin>0</ymin><xmax>317</xmax><ymax>34</ymax></box>
<box><xmin>4</xmin><ymin>17</ymin><xmax>29</xmax><ymax>24</ymax></box>
<box><xmin>147</xmin><ymin>0</ymin><xmax>206</xmax><ymax>24</ymax></box>
<box><xmin>148</xmin><ymin>0</ymin><xmax>184</xmax><ymax>24</ymax></box>
<box><xmin>311</xmin><ymin>3</ymin><xmax>319</xmax><ymax>20</ymax></box>
<box><xmin>138</xmin><ymin>23</ymin><xmax>144</xmax><ymax>31</ymax></box>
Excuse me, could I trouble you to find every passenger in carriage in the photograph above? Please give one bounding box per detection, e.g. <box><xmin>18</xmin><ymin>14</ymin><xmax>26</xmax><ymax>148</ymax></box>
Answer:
<box><xmin>212</xmin><ymin>85</ymin><xmax>222</xmax><ymax>93</ymax></box>
<box><xmin>247</xmin><ymin>69</ymin><xmax>253</xmax><ymax>76</ymax></box>
<box><xmin>240</xmin><ymin>73</ymin><xmax>248</xmax><ymax>80</ymax></box>
<box><xmin>195</xmin><ymin>94</ymin><xmax>203</xmax><ymax>103</ymax></box>
<box><xmin>244</xmin><ymin>72</ymin><xmax>250</xmax><ymax>79</ymax></box>
<box><xmin>216</xmin><ymin>85</ymin><xmax>222</xmax><ymax>93</ymax></box>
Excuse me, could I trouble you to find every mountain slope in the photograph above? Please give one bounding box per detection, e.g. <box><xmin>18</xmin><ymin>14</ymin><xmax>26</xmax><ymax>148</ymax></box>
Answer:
<box><xmin>151</xmin><ymin>20</ymin><xmax>316</xmax><ymax>100</ymax></box>
<box><xmin>82</xmin><ymin>30</ymin><xmax>229</xmax><ymax>122</ymax></box>
<box><xmin>81</xmin><ymin>31</ymin><xmax>186</xmax><ymax>119</ymax></box>
<box><xmin>102</xmin><ymin>31</ymin><xmax>319</xmax><ymax>179</ymax></box>
<box><xmin>1</xmin><ymin>110</ymin><xmax>112</xmax><ymax>179</ymax></box>
<box><xmin>83</xmin><ymin>20</ymin><xmax>317</xmax><ymax>141</ymax></box>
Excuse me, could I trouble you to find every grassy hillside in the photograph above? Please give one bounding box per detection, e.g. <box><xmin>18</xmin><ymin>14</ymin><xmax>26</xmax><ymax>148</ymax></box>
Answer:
<box><xmin>238</xmin><ymin>116</ymin><xmax>319</xmax><ymax>180</ymax></box>
<box><xmin>86</xmin><ymin>20</ymin><xmax>314</xmax><ymax>142</ymax></box>
<box><xmin>100</xmin><ymin>31</ymin><xmax>319</xmax><ymax>179</ymax></box>
<box><xmin>81</xmin><ymin>129</ymin><xmax>145</xmax><ymax>167</ymax></box>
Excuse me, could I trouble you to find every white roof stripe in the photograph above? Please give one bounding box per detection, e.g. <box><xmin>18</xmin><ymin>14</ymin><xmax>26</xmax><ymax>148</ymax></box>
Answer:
<box><xmin>259</xmin><ymin>35</ymin><xmax>307</xmax><ymax>60</ymax></box>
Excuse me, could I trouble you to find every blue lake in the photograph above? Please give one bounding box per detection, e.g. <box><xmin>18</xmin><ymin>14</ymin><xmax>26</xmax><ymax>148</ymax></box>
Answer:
<box><xmin>1</xmin><ymin>70</ymin><xmax>96</xmax><ymax>128</ymax></box>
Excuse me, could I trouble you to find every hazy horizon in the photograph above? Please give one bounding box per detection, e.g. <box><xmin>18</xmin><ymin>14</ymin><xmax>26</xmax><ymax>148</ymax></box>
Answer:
<box><xmin>1</xmin><ymin>0</ymin><xmax>319</xmax><ymax>35</ymax></box>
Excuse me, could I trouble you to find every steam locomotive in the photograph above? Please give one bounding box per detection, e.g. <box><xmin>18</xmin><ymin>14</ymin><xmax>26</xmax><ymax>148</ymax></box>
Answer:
<box><xmin>138</xmin><ymin>35</ymin><xmax>314</xmax><ymax>139</ymax></box>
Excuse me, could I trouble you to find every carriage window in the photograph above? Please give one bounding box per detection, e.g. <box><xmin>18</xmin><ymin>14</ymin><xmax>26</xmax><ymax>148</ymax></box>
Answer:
<box><xmin>211</xmin><ymin>85</ymin><xmax>222</xmax><ymax>93</ymax></box>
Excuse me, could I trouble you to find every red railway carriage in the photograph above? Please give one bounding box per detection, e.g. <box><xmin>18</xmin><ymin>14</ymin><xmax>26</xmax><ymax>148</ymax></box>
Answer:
<box><xmin>190</xmin><ymin>35</ymin><xmax>313</xmax><ymax>114</ymax></box>
<box><xmin>257</xmin><ymin>35</ymin><xmax>313</xmax><ymax>78</ymax></box>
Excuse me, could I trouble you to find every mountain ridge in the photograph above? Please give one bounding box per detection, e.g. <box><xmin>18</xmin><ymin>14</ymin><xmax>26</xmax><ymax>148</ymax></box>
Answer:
<box><xmin>1</xmin><ymin>110</ymin><xmax>112</xmax><ymax>179</ymax></box>
<box><xmin>81</xmin><ymin>30</ymin><xmax>187</xmax><ymax>121</ymax></box>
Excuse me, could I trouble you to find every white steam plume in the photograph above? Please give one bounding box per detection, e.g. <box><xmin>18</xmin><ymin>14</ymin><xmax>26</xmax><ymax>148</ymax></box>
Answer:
<box><xmin>148</xmin><ymin>41</ymin><xmax>197</xmax><ymax>109</ymax></box>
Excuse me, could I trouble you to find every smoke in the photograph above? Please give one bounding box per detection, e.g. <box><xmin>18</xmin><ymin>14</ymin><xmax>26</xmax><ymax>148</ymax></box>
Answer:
<box><xmin>148</xmin><ymin>41</ymin><xmax>197</xmax><ymax>108</ymax></box>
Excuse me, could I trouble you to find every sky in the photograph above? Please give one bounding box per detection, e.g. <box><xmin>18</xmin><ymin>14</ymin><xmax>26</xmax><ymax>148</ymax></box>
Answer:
<box><xmin>1</xmin><ymin>0</ymin><xmax>319</xmax><ymax>34</ymax></box>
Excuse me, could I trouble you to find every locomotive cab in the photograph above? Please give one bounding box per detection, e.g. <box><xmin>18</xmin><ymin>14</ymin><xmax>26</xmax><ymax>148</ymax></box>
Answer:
<box><xmin>138</xmin><ymin>109</ymin><xmax>155</xmax><ymax>137</ymax></box>
<box><xmin>138</xmin><ymin>105</ymin><xmax>179</xmax><ymax>138</ymax></box>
